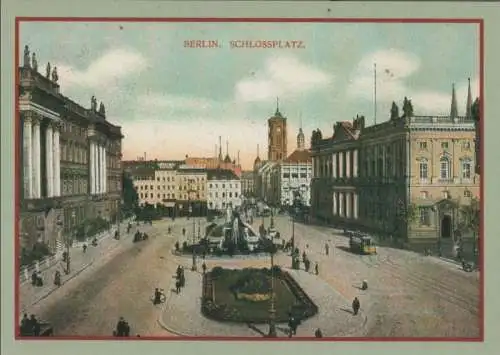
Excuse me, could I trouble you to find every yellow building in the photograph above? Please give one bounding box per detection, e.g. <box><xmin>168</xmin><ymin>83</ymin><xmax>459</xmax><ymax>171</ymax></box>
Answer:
<box><xmin>311</xmin><ymin>82</ymin><xmax>479</xmax><ymax>244</ymax></box>
<box><xmin>176</xmin><ymin>165</ymin><xmax>207</xmax><ymax>216</ymax></box>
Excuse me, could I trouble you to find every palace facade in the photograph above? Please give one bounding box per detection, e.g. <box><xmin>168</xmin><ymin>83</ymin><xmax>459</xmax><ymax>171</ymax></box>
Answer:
<box><xmin>311</xmin><ymin>82</ymin><xmax>479</xmax><ymax>242</ymax></box>
<box><xmin>19</xmin><ymin>45</ymin><xmax>123</xmax><ymax>253</ymax></box>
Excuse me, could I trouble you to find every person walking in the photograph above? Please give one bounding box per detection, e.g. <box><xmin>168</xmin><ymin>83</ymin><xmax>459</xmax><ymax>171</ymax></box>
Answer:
<box><xmin>315</xmin><ymin>262</ymin><xmax>319</xmax><ymax>275</ymax></box>
<box><xmin>314</xmin><ymin>328</ymin><xmax>323</xmax><ymax>338</ymax></box>
<box><xmin>325</xmin><ymin>243</ymin><xmax>329</xmax><ymax>256</ymax></box>
<box><xmin>352</xmin><ymin>297</ymin><xmax>360</xmax><ymax>315</ymax></box>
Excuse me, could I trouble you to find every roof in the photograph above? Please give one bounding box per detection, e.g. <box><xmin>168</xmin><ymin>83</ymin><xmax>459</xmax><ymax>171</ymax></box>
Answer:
<box><xmin>241</xmin><ymin>171</ymin><xmax>254</xmax><ymax>179</ymax></box>
<box><xmin>207</xmin><ymin>168</ymin><xmax>240</xmax><ymax>181</ymax></box>
<box><xmin>284</xmin><ymin>149</ymin><xmax>312</xmax><ymax>164</ymax></box>
<box><xmin>224</xmin><ymin>154</ymin><xmax>232</xmax><ymax>163</ymax></box>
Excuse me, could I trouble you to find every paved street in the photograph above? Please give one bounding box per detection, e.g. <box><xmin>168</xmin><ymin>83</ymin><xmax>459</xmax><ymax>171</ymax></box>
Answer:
<box><xmin>24</xmin><ymin>215</ymin><xmax>480</xmax><ymax>338</ymax></box>
<box><xmin>24</xmin><ymin>218</ymin><xmax>205</xmax><ymax>337</ymax></box>
<box><xmin>265</xmin><ymin>215</ymin><xmax>480</xmax><ymax>338</ymax></box>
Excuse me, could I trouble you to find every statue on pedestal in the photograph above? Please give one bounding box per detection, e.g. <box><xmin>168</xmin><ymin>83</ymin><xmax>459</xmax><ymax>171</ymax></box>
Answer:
<box><xmin>402</xmin><ymin>97</ymin><xmax>413</xmax><ymax>118</ymax></box>
<box><xmin>23</xmin><ymin>45</ymin><xmax>30</xmax><ymax>67</ymax></box>
<box><xmin>91</xmin><ymin>96</ymin><xmax>97</xmax><ymax>112</ymax></box>
<box><xmin>51</xmin><ymin>66</ymin><xmax>59</xmax><ymax>83</ymax></box>
<box><xmin>46</xmin><ymin>62</ymin><xmax>51</xmax><ymax>78</ymax></box>
<box><xmin>31</xmin><ymin>53</ymin><xmax>38</xmax><ymax>72</ymax></box>
<box><xmin>390</xmin><ymin>101</ymin><xmax>399</xmax><ymax>120</ymax></box>
<box><xmin>99</xmin><ymin>102</ymin><xmax>106</xmax><ymax>116</ymax></box>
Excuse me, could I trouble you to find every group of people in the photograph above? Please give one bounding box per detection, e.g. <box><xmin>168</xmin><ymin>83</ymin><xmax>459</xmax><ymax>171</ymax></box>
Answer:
<box><xmin>175</xmin><ymin>265</ymin><xmax>186</xmax><ymax>293</ymax></box>
<box><xmin>20</xmin><ymin>314</ymin><xmax>42</xmax><ymax>336</ymax></box>
<box><xmin>31</xmin><ymin>270</ymin><xmax>43</xmax><ymax>287</ymax></box>
<box><xmin>114</xmin><ymin>317</ymin><xmax>131</xmax><ymax>337</ymax></box>
<box><xmin>133</xmin><ymin>230</ymin><xmax>149</xmax><ymax>243</ymax></box>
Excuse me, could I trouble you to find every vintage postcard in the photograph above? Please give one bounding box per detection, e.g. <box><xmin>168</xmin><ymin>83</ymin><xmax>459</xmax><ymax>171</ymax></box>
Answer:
<box><xmin>14</xmin><ymin>18</ymin><xmax>481</xmax><ymax>341</ymax></box>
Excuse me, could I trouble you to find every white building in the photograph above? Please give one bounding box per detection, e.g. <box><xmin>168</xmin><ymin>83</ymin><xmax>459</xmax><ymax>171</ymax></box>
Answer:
<box><xmin>207</xmin><ymin>169</ymin><xmax>242</xmax><ymax>211</ymax></box>
<box><xmin>271</xmin><ymin>128</ymin><xmax>312</xmax><ymax>207</ymax></box>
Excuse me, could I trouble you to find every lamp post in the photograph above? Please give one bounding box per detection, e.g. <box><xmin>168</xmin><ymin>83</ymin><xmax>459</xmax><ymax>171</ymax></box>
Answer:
<box><xmin>189</xmin><ymin>202</ymin><xmax>197</xmax><ymax>271</ymax></box>
<box><xmin>268</xmin><ymin>238</ymin><xmax>277</xmax><ymax>337</ymax></box>
<box><xmin>67</xmin><ymin>211</ymin><xmax>76</xmax><ymax>274</ymax></box>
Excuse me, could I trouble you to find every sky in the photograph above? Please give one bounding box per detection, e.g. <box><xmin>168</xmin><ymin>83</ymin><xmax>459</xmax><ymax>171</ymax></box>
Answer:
<box><xmin>20</xmin><ymin>21</ymin><xmax>479</xmax><ymax>170</ymax></box>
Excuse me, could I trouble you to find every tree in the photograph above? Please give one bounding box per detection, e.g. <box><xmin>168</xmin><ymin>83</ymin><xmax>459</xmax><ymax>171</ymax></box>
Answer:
<box><xmin>396</xmin><ymin>202</ymin><xmax>419</xmax><ymax>240</ymax></box>
<box><xmin>457</xmin><ymin>198</ymin><xmax>480</xmax><ymax>256</ymax></box>
<box><xmin>122</xmin><ymin>171</ymin><xmax>139</xmax><ymax>214</ymax></box>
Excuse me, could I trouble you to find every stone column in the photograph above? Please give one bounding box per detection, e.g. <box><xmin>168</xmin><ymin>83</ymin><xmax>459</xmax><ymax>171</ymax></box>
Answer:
<box><xmin>333</xmin><ymin>192</ymin><xmax>338</xmax><ymax>215</ymax></box>
<box><xmin>339</xmin><ymin>153</ymin><xmax>344</xmax><ymax>178</ymax></box>
<box><xmin>100</xmin><ymin>145</ymin><xmax>104</xmax><ymax>193</ymax></box>
<box><xmin>45</xmin><ymin>124</ymin><xmax>54</xmax><ymax>197</ymax></box>
<box><xmin>23</xmin><ymin>115</ymin><xmax>33</xmax><ymax>198</ymax></box>
<box><xmin>103</xmin><ymin>147</ymin><xmax>108</xmax><ymax>193</ymax></box>
<box><xmin>339</xmin><ymin>192</ymin><xmax>344</xmax><ymax>216</ymax></box>
<box><xmin>332</xmin><ymin>153</ymin><xmax>337</xmax><ymax>179</ymax></box>
<box><xmin>89</xmin><ymin>141</ymin><xmax>95</xmax><ymax>194</ymax></box>
<box><xmin>53</xmin><ymin>127</ymin><xmax>61</xmax><ymax>196</ymax></box>
<box><xmin>353</xmin><ymin>149</ymin><xmax>358</xmax><ymax>177</ymax></box>
<box><xmin>354</xmin><ymin>193</ymin><xmax>358</xmax><ymax>219</ymax></box>
<box><xmin>94</xmin><ymin>143</ymin><xmax>99</xmax><ymax>194</ymax></box>
<box><xmin>346</xmin><ymin>151</ymin><xmax>351</xmax><ymax>178</ymax></box>
<box><xmin>346</xmin><ymin>192</ymin><xmax>351</xmax><ymax>218</ymax></box>
<box><xmin>32</xmin><ymin>118</ymin><xmax>41</xmax><ymax>198</ymax></box>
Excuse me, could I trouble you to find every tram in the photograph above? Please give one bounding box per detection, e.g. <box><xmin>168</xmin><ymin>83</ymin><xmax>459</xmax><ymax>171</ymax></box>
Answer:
<box><xmin>349</xmin><ymin>233</ymin><xmax>377</xmax><ymax>255</ymax></box>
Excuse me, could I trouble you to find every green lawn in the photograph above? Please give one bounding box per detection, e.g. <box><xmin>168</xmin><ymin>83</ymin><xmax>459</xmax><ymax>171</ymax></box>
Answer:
<box><xmin>210</xmin><ymin>268</ymin><xmax>309</xmax><ymax>323</ymax></box>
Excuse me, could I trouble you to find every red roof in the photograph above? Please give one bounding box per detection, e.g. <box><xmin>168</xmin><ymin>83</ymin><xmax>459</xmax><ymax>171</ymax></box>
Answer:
<box><xmin>284</xmin><ymin>149</ymin><xmax>312</xmax><ymax>164</ymax></box>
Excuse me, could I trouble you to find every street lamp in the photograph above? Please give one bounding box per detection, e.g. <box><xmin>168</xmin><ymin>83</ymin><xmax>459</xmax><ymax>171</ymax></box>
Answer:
<box><xmin>268</xmin><ymin>238</ymin><xmax>277</xmax><ymax>337</ymax></box>
<box><xmin>66</xmin><ymin>211</ymin><xmax>76</xmax><ymax>274</ymax></box>
<box><xmin>189</xmin><ymin>201</ymin><xmax>197</xmax><ymax>271</ymax></box>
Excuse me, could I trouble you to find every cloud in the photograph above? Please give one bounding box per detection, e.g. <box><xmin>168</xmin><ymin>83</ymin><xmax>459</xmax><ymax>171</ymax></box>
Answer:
<box><xmin>347</xmin><ymin>48</ymin><xmax>420</xmax><ymax>102</ymax></box>
<box><xmin>235</xmin><ymin>56</ymin><xmax>333</xmax><ymax>102</ymax></box>
<box><xmin>56</xmin><ymin>48</ymin><xmax>148</xmax><ymax>89</ymax></box>
<box><xmin>348</xmin><ymin>49</ymin><xmax>479</xmax><ymax>116</ymax></box>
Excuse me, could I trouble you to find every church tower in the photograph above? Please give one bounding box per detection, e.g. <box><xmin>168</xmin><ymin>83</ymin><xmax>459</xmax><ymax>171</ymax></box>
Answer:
<box><xmin>297</xmin><ymin>116</ymin><xmax>305</xmax><ymax>150</ymax></box>
<box><xmin>268</xmin><ymin>98</ymin><xmax>287</xmax><ymax>161</ymax></box>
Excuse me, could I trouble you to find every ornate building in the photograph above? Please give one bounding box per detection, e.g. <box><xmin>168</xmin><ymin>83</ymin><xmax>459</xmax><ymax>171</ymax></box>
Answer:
<box><xmin>311</xmin><ymin>81</ymin><xmax>479</xmax><ymax>242</ymax></box>
<box><xmin>310</xmin><ymin>118</ymin><xmax>362</xmax><ymax>224</ymax></box>
<box><xmin>206</xmin><ymin>169</ymin><xmax>242</xmax><ymax>211</ymax></box>
<box><xmin>240</xmin><ymin>171</ymin><xmax>255</xmax><ymax>197</ymax></box>
<box><xmin>185</xmin><ymin>137</ymin><xmax>242</xmax><ymax>177</ymax></box>
<box><xmin>19</xmin><ymin>45</ymin><xmax>123</xmax><ymax>252</ymax></box>
<box><xmin>268</xmin><ymin>100</ymin><xmax>287</xmax><ymax>161</ymax></box>
<box><xmin>271</xmin><ymin>126</ymin><xmax>313</xmax><ymax>207</ymax></box>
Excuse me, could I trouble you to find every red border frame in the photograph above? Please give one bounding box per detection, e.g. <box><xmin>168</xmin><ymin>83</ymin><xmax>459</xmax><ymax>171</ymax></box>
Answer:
<box><xmin>14</xmin><ymin>17</ymin><xmax>485</xmax><ymax>342</ymax></box>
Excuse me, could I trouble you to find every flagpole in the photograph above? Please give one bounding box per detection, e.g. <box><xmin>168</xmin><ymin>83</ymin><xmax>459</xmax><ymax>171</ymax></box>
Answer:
<box><xmin>374</xmin><ymin>62</ymin><xmax>377</xmax><ymax>125</ymax></box>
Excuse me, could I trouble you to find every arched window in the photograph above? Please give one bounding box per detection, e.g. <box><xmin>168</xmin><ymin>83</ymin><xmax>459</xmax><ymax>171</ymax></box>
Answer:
<box><xmin>439</xmin><ymin>157</ymin><xmax>450</xmax><ymax>180</ymax></box>
<box><xmin>461</xmin><ymin>158</ymin><xmax>472</xmax><ymax>179</ymax></box>
<box><xmin>419</xmin><ymin>158</ymin><xmax>428</xmax><ymax>180</ymax></box>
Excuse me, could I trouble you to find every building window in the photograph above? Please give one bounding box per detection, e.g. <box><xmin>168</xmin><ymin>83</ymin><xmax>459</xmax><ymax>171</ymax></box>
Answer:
<box><xmin>419</xmin><ymin>207</ymin><xmax>431</xmax><ymax>226</ymax></box>
<box><xmin>440</xmin><ymin>157</ymin><xmax>450</xmax><ymax>179</ymax></box>
<box><xmin>222</xmin><ymin>193</ymin><xmax>226</xmax><ymax>198</ymax></box>
<box><xmin>442</xmin><ymin>191</ymin><xmax>450</xmax><ymax>199</ymax></box>
<box><xmin>300</xmin><ymin>173</ymin><xmax>307</xmax><ymax>178</ymax></box>
<box><xmin>441</xmin><ymin>142</ymin><xmax>449</xmax><ymax>149</ymax></box>
<box><xmin>419</xmin><ymin>159</ymin><xmax>428</xmax><ymax>180</ymax></box>
<box><xmin>222</xmin><ymin>184</ymin><xmax>225</xmax><ymax>188</ymax></box>
<box><xmin>209</xmin><ymin>184</ymin><xmax>213</xmax><ymax>188</ymax></box>
<box><xmin>420</xmin><ymin>191</ymin><xmax>429</xmax><ymax>199</ymax></box>
<box><xmin>461</xmin><ymin>159</ymin><xmax>472</xmax><ymax>179</ymax></box>
<box><xmin>235</xmin><ymin>192</ymin><xmax>238</xmax><ymax>198</ymax></box>
<box><xmin>291</xmin><ymin>173</ymin><xmax>298</xmax><ymax>178</ymax></box>
<box><xmin>419</xmin><ymin>142</ymin><xmax>427</xmax><ymax>150</ymax></box>
<box><xmin>462</xmin><ymin>141</ymin><xmax>471</xmax><ymax>150</ymax></box>
<box><xmin>283</xmin><ymin>173</ymin><xmax>290</xmax><ymax>178</ymax></box>
<box><xmin>229</xmin><ymin>192</ymin><xmax>233</xmax><ymax>198</ymax></box>
<box><xmin>464</xmin><ymin>190</ymin><xmax>472</xmax><ymax>198</ymax></box>
<box><xmin>157</xmin><ymin>194</ymin><xmax>160</xmax><ymax>198</ymax></box>
<box><xmin>150</xmin><ymin>193</ymin><xmax>153</xmax><ymax>198</ymax></box>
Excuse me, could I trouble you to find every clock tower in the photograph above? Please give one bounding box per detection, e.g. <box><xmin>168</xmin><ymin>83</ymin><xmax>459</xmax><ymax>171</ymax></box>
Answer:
<box><xmin>268</xmin><ymin>98</ymin><xmax>287</xmax><ymax>161</ymax></box>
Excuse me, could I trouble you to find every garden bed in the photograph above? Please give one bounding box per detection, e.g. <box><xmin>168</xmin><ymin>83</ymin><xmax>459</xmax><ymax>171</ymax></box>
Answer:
<box><xmin>201</xmin><ymin>267</ymin><xmax>317</xmax><ymax>324</ymax></box>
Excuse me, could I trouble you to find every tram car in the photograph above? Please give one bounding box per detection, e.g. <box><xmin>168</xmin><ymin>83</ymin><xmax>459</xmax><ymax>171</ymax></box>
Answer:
<box><xmin>349</xmin><ymin>233</ymin><xmax>377</xmax><ymax>255</ymax></box>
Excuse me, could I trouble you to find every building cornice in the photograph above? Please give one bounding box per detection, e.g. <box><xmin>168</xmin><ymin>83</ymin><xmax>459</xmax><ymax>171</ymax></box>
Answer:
<box><xmin>19</xmin><ymin>100</ymin><xmax>61</xmax><ymax>121</ymax></box>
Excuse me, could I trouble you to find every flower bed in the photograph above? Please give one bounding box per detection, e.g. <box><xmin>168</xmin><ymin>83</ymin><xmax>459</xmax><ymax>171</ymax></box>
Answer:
<box><xmin>201</xmin><ymin>267</ymin><xmax>317</xmax><ymax>324</ymax></box>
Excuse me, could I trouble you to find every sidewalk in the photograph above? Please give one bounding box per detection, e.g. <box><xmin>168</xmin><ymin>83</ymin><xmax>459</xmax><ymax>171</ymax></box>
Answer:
<box><xmin>19</xmin><ymin>219</ymin><xmax>132</xmax><ymax>314</ymax></box>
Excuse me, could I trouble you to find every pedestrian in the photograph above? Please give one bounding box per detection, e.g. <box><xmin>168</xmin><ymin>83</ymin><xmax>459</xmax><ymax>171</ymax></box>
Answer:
<box><xmin>352</xmin><ymin>297</ymin><xmax>360</xmax><ymax>315</ymax></box>
<box><xmin>325</xmin><ymin>243</ymin><xmax>329</xmax><ymax>256</ymax></box>
<box><xmin>175</xmin><ymin>279</ymin><xmax>181</xmax><ymax>294</ymax></box>
<box><xmin>182</xmin><ymin>228</ymin><xmax>186</xmax><ymax>237</ymax></box>
<box><xmin>315</xmin><ymin>262</ymin><xmax>319</xmax><ymax>275</ymax></box>
<box><xmin>304</xmin><ymin>258</ymin><xmax>311</xmax><ymax>272</ymax></box>
<box><xmin>124</xmin><ymin>321</ymin><xmax>130</xmax><ymax>337</ymax></box>
<box><xmin>202</xmin><ymin>262</ymin><xmax>207</xmax><ymax>274</ymax></box>
<box><xmin>116</xmin><ymin>317</ymin><xmax>126</xmax><ymax>336</ymax></box>
<box><xmin>20</xmin><ymin>313</ymin><xmax>29</xmax><ymax>335</ymax></box>
<box><xmin>314</xmin><ymin>328</ymin><xmax>323</xmax><ymax>338</ymax></box>
<box><xmin>83</xmin><ymin>244</ymin><xmax>87</xmax><ymax>253</ymax></box>
<box><xmin>302</xmin><ymin>251</ymin><xmax>307</xmax><ymax>263</ymax></box>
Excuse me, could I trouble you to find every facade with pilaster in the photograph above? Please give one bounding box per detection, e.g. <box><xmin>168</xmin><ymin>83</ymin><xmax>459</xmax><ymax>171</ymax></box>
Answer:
<box><xmin>310</xmin><ymin>118</ymin><xmax>362</xmax><ymax>225</ymax></box>
<box><xmin>19</xmin><ymin>45</ymin><xmax>123</xmax><ymax>253</ymax></box>
<box><xmin>310</xmin><ymin>82</ymin><xmax>479</xmax><ymax>242</ymax></box>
